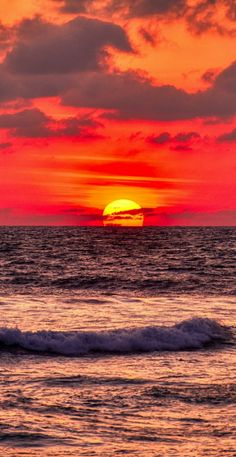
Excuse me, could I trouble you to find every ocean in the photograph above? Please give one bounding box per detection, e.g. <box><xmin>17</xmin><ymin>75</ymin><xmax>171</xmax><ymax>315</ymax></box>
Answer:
<box><xmin>0</xmin><ymin>227</ymin><xmax>235</xmax><ymax>456</ymax></box>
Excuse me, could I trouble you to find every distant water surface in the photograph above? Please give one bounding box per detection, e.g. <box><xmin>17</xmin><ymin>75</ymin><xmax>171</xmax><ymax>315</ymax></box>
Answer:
<box><xmin>0</xmin><ymin>226</ymin><xmax>235</xmax><ymax>295</ymax></box>
<box><xmin>0</xmin><ymin>227</ymin><xmax>235</xmax><ymax>456</ymax></box>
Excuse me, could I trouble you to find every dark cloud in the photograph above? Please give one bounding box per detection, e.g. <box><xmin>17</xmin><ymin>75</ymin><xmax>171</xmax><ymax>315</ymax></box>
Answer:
<box><xmin>0</xmin><ymin>109</ymin><xmax>50</xmax><ymax>137</ymax></box>
<box><xmin>174</xmin><ymin>132</ymin><xmax>200</xmax><ymax>142</ymax></box>
<box><xmin>59</xmin><ymin>63</ymin><xmax>236</xmax><ymax>120</ymax></box>
<box><xmin>53</xmin><ymin>116</ymin><xmax>93</xmax><ymax>137</ymax></box>
<box><xmin>130</xmin><ymin>0</ymin><xmax>236</xmax><ymax>35</ymax></box>
<box><xmin>103</xmin><ymin>207</ymin><xmax>153</xmax><ymax>217</ymax></box>
<box><xmin>226</xmin><ymin>0</ymin><xmax>236</xmax><ymax>20</ymax></box>
<box><xmin>139</xmin><ymin>28</ymin><xmax>156</xmax><ymax>45</ymax></box>
<box><xmin>148</xmin><ymin>132</ymin><xmax>171</xmax><ymax>145</ymax></box>
<box><xmin>214</xmin><ymin>61</ymin><xmax>236</xmax><ymax>92</ymax></box>
<box><xmin>21</xmin><ymin>74</ymin><xmax>76</xmax><ymax>100</ymax></box>
<box><xmin>0</xmin><ymin>60</ymin><xmax>79</xmax><ymax>103</ymax></box>
<box><xmin>217</xmin><ymin>128</ymin><xmax>236</xmax><ymax>142</ymax></box>
<box><xmin>0</xmin><ymin>68</ymin><xmax>19</xmax><ymax>102</ymax></box>
<box><xmin>1</xmin><ymin>14</ymin><xmax>236</xmax><ymax>124</ymax></box>
<box><xmin>5</xmin><ymin>16</ymin><xmax>132</xmax><ymax>75</ymax></box>
<box><xmin>62</xmin><ymin>71</ymin><xmax>200</xmax><ymax>120</ymax></box>
<box><xmin>187</xmin><ymin>0</ymin><xmax>225</xmax><ymax>35</ymax></box>
<box><xmin>54</xmin><ymin>0</ymin><xmax>187</xmax><ymax>18</ymax></box>
<box><xmin>107</xmin><ymin>0</ymin><xmax>187</xmax><ymax>18</ymax></box>
<box><xmin>53</xmin><ymin>0</ymin><xmax>94</xmax><ymax>13</ymax></box>
<box><xmin>0</xmin><ymin>142</ymin><xmax>12</xmax><ymax>150</ymax></box>
<box><xmin>1</xmin><ymin>60</ymin><xmax>236</xmax><ymax>121</ymax></box>
<box><xmin>0</xmin><ymin>108</ymin><xmax>102</xmax><ymax>139</ymax></box>
<box><xmin>147</xmin><ymin>131</ymin><xmax>200</xmax><ymax>150</ymax></box>
<box><xmin>172</xmin><ymin>144</ymin><xmax>193</xmax><ymax>152</ymax></box>
<box><xmin>0</xmin><ymin>69</ymin><xmax>86</xmax><ymax>104</ymax></box>
<box><xmin>186</xmin><ymin>0</ymin><xmax>236</xmax><ymax>35</ymax></box>
<box><xmin>53</xmin><ymin>0</ymin><xmax>236</xmax><ymax>36</ymax></box>
<box><xmin>47</xmin><ymin>115</ymin><xmax>104</xmax><ymax>140</ymax></box>
<box><xmin>0</xmin><ymin>22</ymin><xmax>12</xmax><ymax>50</ymax></box>
<box><xmin>202</xmin><ymin>68</ymin><xmax>219</xmax><ymax>84</ymax></box>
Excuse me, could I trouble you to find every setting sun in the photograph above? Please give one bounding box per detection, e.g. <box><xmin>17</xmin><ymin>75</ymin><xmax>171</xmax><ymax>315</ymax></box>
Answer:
<box><xmin>103</xmin><ymin>199</ymin><xmax>144</xmax><ymax>227</ymax></box>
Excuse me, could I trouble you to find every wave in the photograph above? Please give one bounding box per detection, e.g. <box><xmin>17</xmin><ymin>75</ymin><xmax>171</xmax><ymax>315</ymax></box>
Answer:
<box><xmin>0</xmin><ymin>318</ymin><xmax>232</xmax><ymax>356</ymax></box>
<box><xmin>149</xmin><ymin>382</ymin><xmax>236</xmax><ymax>405</ymax></box>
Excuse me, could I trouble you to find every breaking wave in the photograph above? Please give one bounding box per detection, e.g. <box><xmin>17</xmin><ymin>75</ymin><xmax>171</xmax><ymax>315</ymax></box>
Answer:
<box><xmin>0</xmin><ymin>318</ymin><xmax>231</xmax><ymax>356</ymax></box>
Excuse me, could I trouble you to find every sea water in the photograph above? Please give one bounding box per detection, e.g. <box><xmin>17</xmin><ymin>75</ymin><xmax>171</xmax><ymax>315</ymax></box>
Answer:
<box><xmin>0</xmin><ymin>227</ymin><xmax>235</xmax><ymax>456</ymax></box>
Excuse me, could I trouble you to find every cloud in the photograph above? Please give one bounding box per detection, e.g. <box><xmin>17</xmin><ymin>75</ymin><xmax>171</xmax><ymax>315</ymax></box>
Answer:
<box><xmin>201</xmin><ymin>69</ymin><xmax>219</xmax><ymax>84</ymax></box>
<box><xmin>0</xmin><ymin>66</ymin><xmax>80</xmax><ymax>104</ymax></box>
<box><xmin>5</xmin><ymin>16</ymin><xmax>132</xmax><ymax>75</ymax></box>
<box><xmin>217</xmin><ymin>128</ymin><xmax>236</xmax><ymax>142</ymax></box>
<box><xmin>148</xmin><ymin>132</ymin><xmax>171</xmax><ymax>145</ymax></box>
<box><xmin>0</xmin><ymin>68</ymin><xmax>18</xmax><ymax>103</ymax></box>
<box><xmin>103</xmin><ymin>207</ymin><xmax>154</xmax><ymax>217</ymax></box>
<box><xmin>172</xmin><ymin>144</ymin><xmax>193</xmax><ymax>152</ymax></box>
<box><xmin>139</xmin><ymin>28</ymin><xmax>156</xmax><ymax>45</ymax></box>
<box><xmin>0</xmin><ymin>108</ymin><xmax>103</xmax><ymax>139</ymax></box>
<box><xmin>53</xmin><ymin>0</ymin><xmax>236</xmax><ymax>36</ymax></box>
<box><xmin>60</xmin><ymin>63</ymin><xmax>236</xmax><ymax>120</ymax></box>
<box><xmin>53</xmin><ymin>0</ymin><xmax>94</xmax><ymax>13</ymax></box>
<box><xmin>1</xmin><ymin>12</ymin><xmax>236</xmax><ymax>124</ymax></box>
<box><xmin>0</xmin><ymin>22</ymin><xmax>12</xmax><ymax>50</ymax></box>
<box><xmin>147</xmin><ymin>131</ymin><xmax>200</xmax><ymax>151</ymax></box>
<box><xmin>214</xmin><ymin>60</ymin><xmax>236</xmax><ymax>92</ymax></box>
<box><xmin>61</xmin><ymin>71</ymin><xmax>195</xmax><ymax>120</ymax></box>
<box><xmin>54</xmin><ymin>0</ymin><xmax>187</xmax><ymax>17</ymax></box>
<box><xmin>49</xmin><ymin>115</ymin><xmax>103</xmax><ymax>139</ymax></box>
<box><xmin>175</xmin><ymin>132</ymin><xmax>200</xmax><ymax>142</ymax></box>
<box><xmin>186</xmin><ymin>0</ymin><xmax>236</xmax><ymax>35</ymax></box>
<box><xmin>107</xmin><ymin>0</ymin><xmax>187</xmax><ymax>18</ymax></box>
<box><xmin>0</xmin><ymin>109</ymin><xmax>50</xmax><ymax>137</ymax></box>
<box><xmin>1</xmin><ymin>60</ymin><xmax>236</xmax><ymax>121</ymax></box>
<box><xmin>0</xmin><ymin>142</ymin><xmax>12</xmax><ymax>150</ymax></box>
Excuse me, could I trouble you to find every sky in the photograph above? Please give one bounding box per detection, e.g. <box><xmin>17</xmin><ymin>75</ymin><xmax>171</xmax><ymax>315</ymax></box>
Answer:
<box><xmin>0</xmin><ymin>0</ymin><xmax>236</xmax><ymax>226</ymax></box>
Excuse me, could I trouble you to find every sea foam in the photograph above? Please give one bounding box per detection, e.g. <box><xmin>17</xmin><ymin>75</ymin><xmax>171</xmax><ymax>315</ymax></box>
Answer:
<box><xmin>0</xmin><ymin>318</ymin><xmax>230</xmax><ymax>356</ymax></box>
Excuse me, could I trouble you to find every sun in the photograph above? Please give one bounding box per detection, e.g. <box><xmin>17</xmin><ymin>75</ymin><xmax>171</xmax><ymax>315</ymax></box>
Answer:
<box><xmin>103</xmin><ymin>199</ymin><xmax>144</xmax><ymax>227</ymax></box>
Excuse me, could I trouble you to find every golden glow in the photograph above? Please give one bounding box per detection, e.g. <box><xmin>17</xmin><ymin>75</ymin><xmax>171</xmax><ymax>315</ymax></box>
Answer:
<box><xmin>103</xmin><ymin>199</ymin><xmax>144</xmax><ymax>227</ymax></box>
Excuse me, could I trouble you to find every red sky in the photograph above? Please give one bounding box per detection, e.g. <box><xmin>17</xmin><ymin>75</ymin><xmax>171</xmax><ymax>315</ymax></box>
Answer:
<box><xmin>0</xmin><ymin>0</ymin><xmax>236</xmax><ymax>225</ymax></box>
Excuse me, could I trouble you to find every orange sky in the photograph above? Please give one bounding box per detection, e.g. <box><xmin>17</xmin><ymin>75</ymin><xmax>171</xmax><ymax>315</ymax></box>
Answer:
<box><xmin>0</xmin><ymin>0</ymin><xmax>235</xmax><ymax>225</ymax></box>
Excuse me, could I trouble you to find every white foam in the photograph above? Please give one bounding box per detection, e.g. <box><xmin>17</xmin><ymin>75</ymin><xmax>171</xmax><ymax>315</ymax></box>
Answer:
<box><xmin>0</xmin><ymin>318</ymin><xmax>230</xmax><ymax>356</ymax></box>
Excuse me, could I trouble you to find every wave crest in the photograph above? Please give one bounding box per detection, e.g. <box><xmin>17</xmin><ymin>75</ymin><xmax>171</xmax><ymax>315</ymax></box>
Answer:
<box><xmin>0</xmin><ymin>318</ymin><xmax>231</xmax><ymax>356</ymax></box>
